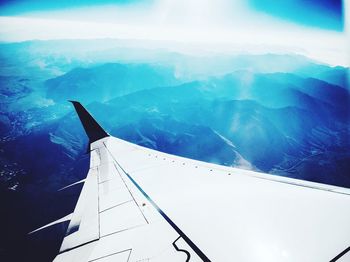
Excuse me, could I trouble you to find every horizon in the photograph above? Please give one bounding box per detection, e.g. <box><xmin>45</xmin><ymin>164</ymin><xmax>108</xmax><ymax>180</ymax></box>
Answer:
<box><xmin>0</xmin><ymin>36</ymin><xmax>348</xmax><ymax>68</ymax></box>
<box><xmin>0</xmin><ymin>0</ymin><xmax>349</xmax><ymax>66</ymax></box>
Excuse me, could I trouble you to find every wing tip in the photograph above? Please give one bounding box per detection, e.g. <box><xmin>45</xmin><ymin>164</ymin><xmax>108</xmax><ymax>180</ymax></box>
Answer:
<box><xmin>69</xmin><ymin>100</ymin><xmax>109</xmax><ymax>144</ymax></box>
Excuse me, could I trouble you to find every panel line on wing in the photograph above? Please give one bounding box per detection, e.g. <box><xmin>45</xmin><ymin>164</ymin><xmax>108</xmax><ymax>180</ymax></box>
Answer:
<box><xmin>97</xmin><ymin>165</ymin><xmax>101</xmax><ymax>241</ymax></box>
<box><xmin>112</xmin><ymin>162</ymin><xmax>150</xmax><ymax>225</ymax></box>
<box><xmin>99</xmin><ymin>224</ymin><xmax>145</xmax><ymax>239</ymax></box>
<box><xmin>99</xmin><ymin>200</ymin><xmax>133</xmax><ymax>213</ymax></box>
<box><xmin>96</xmin><ymin>146</ymin><xmax>149</xmax><ymax>237</ymax></box>
<box><xmin>58</xmin><ymin>239</ymin><xmax>99</xmax><ymax>255</ymax></box>
<box><xmin>88</xmin><ymin>248</ymin><xmax>132</xmax><ymax>262</ymax></box>
<box><xmin>103</xmin><ymin>142</ymin><xmax>212</xmax><ymax>262</ymax></box>
<box><xmin>98</xmin><ymin>179</ymin><xmax>114</xmax><ymax>185</ymax></box>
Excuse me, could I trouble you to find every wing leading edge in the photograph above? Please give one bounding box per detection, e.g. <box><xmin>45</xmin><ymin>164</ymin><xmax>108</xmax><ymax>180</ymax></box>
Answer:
<box><xmin>51</xmin><ymin>101</ymin><xmax>350</xmax><ymax>262</ymax></box>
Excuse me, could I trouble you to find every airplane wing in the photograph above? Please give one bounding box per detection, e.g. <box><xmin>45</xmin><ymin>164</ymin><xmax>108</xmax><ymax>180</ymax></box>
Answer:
<box><xmin>48</xmin><ymin>101</ymin><xmax>350</xmax><ymax>262</ymax></box>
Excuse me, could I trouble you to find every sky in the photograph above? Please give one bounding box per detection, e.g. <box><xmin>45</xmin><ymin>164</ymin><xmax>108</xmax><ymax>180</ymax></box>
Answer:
<box><xmin>0</xmin><ymin>0</ymin><xmax>348</xmax><ymax>66</ymax></box>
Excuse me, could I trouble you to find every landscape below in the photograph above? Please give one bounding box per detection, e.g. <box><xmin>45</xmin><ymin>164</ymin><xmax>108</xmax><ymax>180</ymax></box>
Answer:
<box><xmin>0</xmin><ymin>40</ymin><xmax>349</xmax><ymax>261</ymax></box>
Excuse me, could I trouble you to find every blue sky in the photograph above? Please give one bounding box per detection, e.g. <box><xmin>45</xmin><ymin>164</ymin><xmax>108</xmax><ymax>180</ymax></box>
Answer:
<box><xmin>0</xmin><ymin>0</ymin><xmax>344</xmax><ymax>31</ymax></box>
<box><xmin>249</xmin><ymin>0</ymin><xmax>343</xmax><ymax>31</ymax></box>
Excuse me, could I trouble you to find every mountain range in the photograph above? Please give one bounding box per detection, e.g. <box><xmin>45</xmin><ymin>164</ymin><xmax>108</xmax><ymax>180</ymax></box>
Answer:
<box><xmin>0</xmin><ymin>40</ymin><xmax>349</xmax><ymax>261</ymax></box>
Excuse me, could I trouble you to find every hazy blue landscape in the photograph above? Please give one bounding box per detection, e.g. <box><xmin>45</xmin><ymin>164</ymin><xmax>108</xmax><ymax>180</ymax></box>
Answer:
<box><xmin>0</xmin><ymin>39</ymin><xmax>349</xmax><ymax>261</ymax></box>
<box><xmin>0</xmin><ymin>0</ymin><xmax>347</xmax><ymax>260</ymax></box>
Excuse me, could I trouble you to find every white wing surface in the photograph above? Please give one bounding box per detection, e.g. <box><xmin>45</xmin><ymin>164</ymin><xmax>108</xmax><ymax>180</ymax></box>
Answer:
<box><xmin>49</xmin><ymin>101</ymin><xmax>350</xmax><ymax>262</ymax></box>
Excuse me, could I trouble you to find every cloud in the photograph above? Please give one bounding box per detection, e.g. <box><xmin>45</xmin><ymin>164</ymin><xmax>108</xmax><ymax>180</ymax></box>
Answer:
<box><xmin>0</xmin><ymin>0</ymin><xmax>348</xmax><ymax>66</ymax></box>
